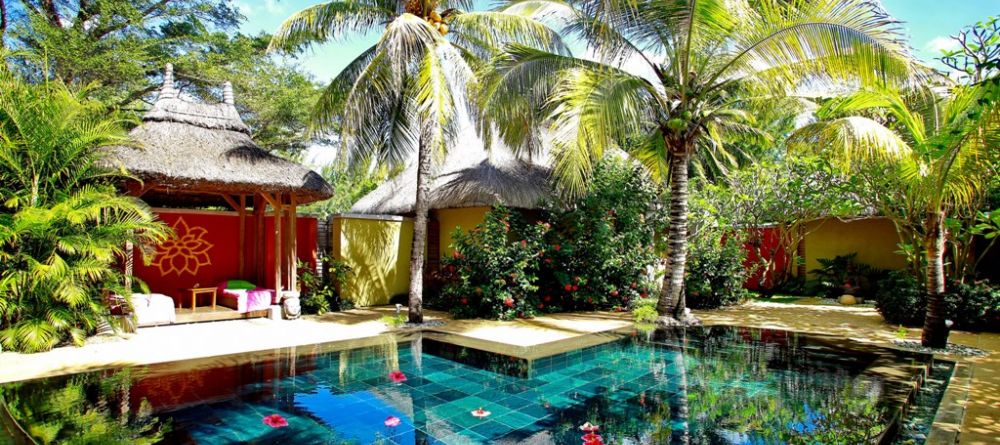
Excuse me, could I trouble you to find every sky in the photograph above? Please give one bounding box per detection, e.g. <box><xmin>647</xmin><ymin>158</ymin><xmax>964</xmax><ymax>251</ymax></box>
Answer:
<box><xmin>242</xmin><ymin>0</ymin><xmax>1000</xmax><ymax>83</ymax></box>
<box><xmin>238</xmin><ymin>0</ymin><xmax>1000</xmax><ymax>164</ymax></box>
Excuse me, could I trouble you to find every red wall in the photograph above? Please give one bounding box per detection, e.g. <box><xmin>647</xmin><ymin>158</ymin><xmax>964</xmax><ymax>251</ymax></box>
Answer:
<box><xmin>133</xmin><ymin>209</ymin><xmax>317</xmax><ymax>304</ymax></box>
<box><xmin>741</xmin><ymin>227</ymin><xmax>789</xmax><ymax>291</ymax></box>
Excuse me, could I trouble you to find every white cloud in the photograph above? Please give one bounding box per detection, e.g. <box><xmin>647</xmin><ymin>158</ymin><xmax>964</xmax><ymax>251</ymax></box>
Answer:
<box><xmin>264</xmin><ymin>0</ymin><xmax>286</xmax><ymax>14</ymax></box>
<box><xmin>235</xmin><ymin>1</ymin><xmax>254</xmax><ymax>16</ymax></box>
<box><xmin>925</xmin><ymin>36</ymin><xmax>959</xmax><ymax>53</ymax></box>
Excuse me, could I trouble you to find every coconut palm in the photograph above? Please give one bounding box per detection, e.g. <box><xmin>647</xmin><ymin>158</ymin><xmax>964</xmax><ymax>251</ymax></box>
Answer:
<box><xmin>0</xmin><ymin>60</ymin><xmax>168</xmax><ymax>353</ymax></box>
<box><xmin>269</xmin><ymin>0</ymin><xmax>566</xmax><ymax>323</ymax></box>
<box><xmin>479</xmin><ymin>0</ymin><xmax>918</xmax><ymax>324</ymax></box>
<box><xmin>787</xmin><ymin>83</ymin><xmax>1000</xmax><ymax>347</ymax></box>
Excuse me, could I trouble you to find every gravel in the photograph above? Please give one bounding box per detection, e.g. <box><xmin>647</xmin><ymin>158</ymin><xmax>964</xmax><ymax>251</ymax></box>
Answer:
<box><xmin>890</xmin><ymin>339</ymin><xmax>990</xmax><ymax>357</ymax></box>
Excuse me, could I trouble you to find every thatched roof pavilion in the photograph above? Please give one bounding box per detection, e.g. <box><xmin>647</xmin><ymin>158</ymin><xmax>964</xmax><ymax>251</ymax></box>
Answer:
<box><xmin>104</xmin><ymin>64</ymin><xmax>332</xmax><ymax>208</ymax></box>
<box><xmin>349</xmin><ymin>134</ymin><xmax>552</xmax><ymax>215</ymax></box>
<box><xmin>104</xmin><ymin>64</ymin><xmax>333</xmax><ymax>296</ymax></box>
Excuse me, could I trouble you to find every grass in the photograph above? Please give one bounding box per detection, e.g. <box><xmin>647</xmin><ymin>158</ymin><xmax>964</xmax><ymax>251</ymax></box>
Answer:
<box><xmin>751</xmin><ymin>295</ymin><xmax>804</xmax><ymax>304</ymax></box>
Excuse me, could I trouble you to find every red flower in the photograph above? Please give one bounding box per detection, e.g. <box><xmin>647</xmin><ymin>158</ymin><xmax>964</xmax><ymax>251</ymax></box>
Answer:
<box><xmin>565</xmin><ymin>284</ymin><xmax>573</xmax><ymax>292</ymax></box>
<box><xmin>520</xmin><ymin>240</ymin><xmax>527</xmax><ymax>248</ymax></box>
<box><xmin>587</xmin><ymin>298</ymin><xmax>593</xmax><ymax>304</ymax></box>
<box><xmin>630</xmin><ymin>282</ymin><xmax>637</xmax><ymax>289</ymax></box>
<box><xmin>460</xmin><ymin>297</ymin><xmax>468</xmax><ymax>305</ymax></box>
<box><xmin>544</xmin><ymin>258</ymin><xmax>553</xmax><ymax>264</ymax></box>
<box><xmin>471</xmin><ymin>408</ymin><xmax>491</xmax><ymax>418</ymax></box>
<box><xmin>389</xmin><ymin>370</ymin><xmax>407</xmax><ymax>383</ymax></box>
<box><xmin>384</xmin><ymin>415</ymin><xmax>401</xmax><ymax>427</ymax></box>
<box><xmin>263</xmin><ymin>414</ymin><xmax>288</xmax><ymax>428</ymax></box>
<box><xmin>538</xmin><ymin>303</ymin><xmax>545</xmax><ymax>309</ymax></box>
<box><xmin>554</xmin><ymin>244</ymin><xmax>561</xmax><ymax>251</ymax></box>
<box><xmin>573</xmin><ymin>285</ymin><xmax>580</xmax><ymax>292</ymax></box>
<box><xmin>452</xmin><ymin>250</ymin><xmax>463</xmax><ymax>259</ymax></box>
<box><xmin>544</xmin><ymin>295</ymin><xmax>552</xmax><ymax>302</ymax></box>
<box><xmin>610</xmin><ymin>290</ymin><xmax>619</xmax><ymax>297</ymax></box>
<box><xmin>504</xmin><ymin>298</ymin><xmax>514</xmax><ymax>307</ymax></box>
<box><xmin>640</xmin><ymin>292</ymin><xmax>647</xmax><ymax>298</ymax></box>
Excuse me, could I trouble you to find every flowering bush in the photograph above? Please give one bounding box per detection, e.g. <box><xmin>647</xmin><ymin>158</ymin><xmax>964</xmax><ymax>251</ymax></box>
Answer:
<box><xmin>439</xmin><ymin>206</ymin><xmax>547</xmax><ymax>320</ymax></box>
<box><xmin>440</xmin><ymin>158</ymin><xmax>664</xmax><ymax>319</ymax></box>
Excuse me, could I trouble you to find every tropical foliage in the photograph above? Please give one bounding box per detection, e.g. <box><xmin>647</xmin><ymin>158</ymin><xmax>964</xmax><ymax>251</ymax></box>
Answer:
<box><xmin>440</xmin><ymin>158</ymin><xmax>663</xmax><ymax>319</ymax></box>
<box><xmin>0</xmin><ymin>62</ymin><xmax>168</xmax><ymax>353</ymax></box>
<box><xmin>0</xmin><ymin>369</ymin><xmax>169</xmax><ymax>444</ymax></box>
<box><xmin>479</xmin><ymin>0</ymin><xmax>918</xmax><ymax>323</ymax></box>
<box><xmin>788</xmin><ymin>78</ymin><xmax>1000</xmax><ymax>346</ymax></box>
<box><xmin>269</xmin><ymin>0</ymin><xmax>566</xmax><ymax>322</ymax></box>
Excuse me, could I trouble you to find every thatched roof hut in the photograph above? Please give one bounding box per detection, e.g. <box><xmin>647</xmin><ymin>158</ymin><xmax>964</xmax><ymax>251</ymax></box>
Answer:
<box><xmin>349</xmin><ymin>134</ymin><xmax>552</xmax><ymax>215</ymax></box>
<box><xmin>103</xmin><ymin>64</ymin><xmax>332</xmax><ymax>208</ymax></box>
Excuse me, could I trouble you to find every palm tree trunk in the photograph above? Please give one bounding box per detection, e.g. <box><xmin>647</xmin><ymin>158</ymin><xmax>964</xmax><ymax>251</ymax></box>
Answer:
<box><xmin>921</xmin><ymin>209</ymin><xmax>949</xmax><ymax>348</ymax></box>
<box><xmin>657</xmin><ymin>152</ymin><xmax>691</xmax><ymax>321</ymax></box>
<box><xmin>407</xmin><ymin>140</ymin><xmax>432</xmax><ymax>324</ymax></box>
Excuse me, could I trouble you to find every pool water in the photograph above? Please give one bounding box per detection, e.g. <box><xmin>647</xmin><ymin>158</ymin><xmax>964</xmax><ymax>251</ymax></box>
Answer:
<box><xmin>0</xmin><ymin>326</ymin><xmax>950</xmax><ymax>444</ymax></box>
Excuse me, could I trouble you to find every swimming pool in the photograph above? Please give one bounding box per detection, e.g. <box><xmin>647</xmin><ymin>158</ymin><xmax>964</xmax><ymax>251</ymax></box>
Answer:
<box><xmin>0</xmin><ymin>326</ymin><xmax>950</xmax><ymax>444</ymax></box>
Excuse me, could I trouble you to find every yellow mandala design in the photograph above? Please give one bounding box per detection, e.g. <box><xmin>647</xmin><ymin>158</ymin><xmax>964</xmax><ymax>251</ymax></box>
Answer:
<box><xmin>153</xmin><ymin>217</ymin><xmax>214</xmax><ymax>276</ymax></box>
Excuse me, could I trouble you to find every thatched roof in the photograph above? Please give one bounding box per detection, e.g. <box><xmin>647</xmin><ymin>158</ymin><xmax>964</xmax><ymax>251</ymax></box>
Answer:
<box><xmin>102</xmin><ymin>64</ymin><xmax>332</xmax><ymax>206</ymax></box>
<box><xmin>349</xmin><ymin>134</ymin><xmax>552</xmax><ymax>215</ymax></box>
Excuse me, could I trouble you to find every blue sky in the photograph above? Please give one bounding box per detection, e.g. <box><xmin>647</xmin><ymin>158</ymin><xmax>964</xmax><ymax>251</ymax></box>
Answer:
<box><xmin>241</xmin><ymin>0</ymin><xmax>1000</xmax><ymax>83</ymax></box>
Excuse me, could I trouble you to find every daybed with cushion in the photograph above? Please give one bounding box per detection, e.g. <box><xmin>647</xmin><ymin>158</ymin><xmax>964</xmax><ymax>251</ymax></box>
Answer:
<box><xmin>216</xmin><ymin>280</ymin><xmax>275</xmax><ymax>313</ymax></box>
<box><xmin>107</xmin><ymin>292</ymin><xmax>176</xmax><ymax>328</ymax></box>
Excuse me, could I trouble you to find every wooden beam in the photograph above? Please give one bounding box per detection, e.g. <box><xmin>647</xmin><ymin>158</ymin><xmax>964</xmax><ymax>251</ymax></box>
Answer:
<box><xmin>259</xmin><ymin>192</ymin><xmax>280</xmax><ymax>210</ymax></box>
<box><xmin>238</xmin><ymin>195</ymin><xmax>246</xmax><ymax>278</ymax></box>
<box><xmin>220</xmin><ymin>194</ymin><xmax>241</xmax><ymax>213</ymax></box>
<box><xmin>273</xmin><ymin>193</ymin><xmax>283</xmax><ymax>294</ymax></box>
<box><xmin>288</xmin><ymin>195</ymin><xmax>298</xmax><ymax>293</ymax></box>
<box><xmin>253</xmin><ymin>194</ymin><xmax>265</xmax><ymax>284</ymax></box>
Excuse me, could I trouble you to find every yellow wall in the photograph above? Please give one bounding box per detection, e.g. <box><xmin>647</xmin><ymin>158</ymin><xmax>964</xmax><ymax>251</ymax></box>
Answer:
<box><xmin>435</xmin><ymin>207</ymin><xmax>491</xmax><ymax>258</ymax></box>
<box><xmin>802</xmin><ymin>217</ymin><xmax>906</xmax><ymax>277</ymax></box>
<box><xmin>331</xmin><ymin>215</ymin><xmax>413</xmax><ymax>306</ymax></box>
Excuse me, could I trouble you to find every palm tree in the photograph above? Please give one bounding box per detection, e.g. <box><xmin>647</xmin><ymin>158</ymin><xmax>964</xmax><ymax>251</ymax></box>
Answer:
<box><xmin>479</xmin><ymin>0</ymin><xmax>917</xmax><ymax>324</ymax></box>
<box><xmin>0</xmin><ymin>59</ymin><xmax>168</xmax><ymax>352</ymax></box>
<box><xmin>269</xmin><ymin>0</ymin><xmax>566</xmax><ymax>323</ymax></box>
<box><xmin>787</xmin><ymin>83</ymin><xmax>1000</xmax><ymax>347</ymax></box>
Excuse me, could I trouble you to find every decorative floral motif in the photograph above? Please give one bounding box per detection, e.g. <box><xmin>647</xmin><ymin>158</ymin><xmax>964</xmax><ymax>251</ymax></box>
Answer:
<box><xmin>470</xmin><ymin>407</ymin><xmax>491</xmax><ymax>418</ymax></box>
<box><xmin>389</xmin><ymin>370</ymin><xmax>407</xmax><ymax>383</ymax></box>
<box><xmin>263</xmin><ymin>414</ymin><xmax>288</xmax><ymax>428</ymax></box>
<box><xmin>152</xmin><ymin>217</ymin><xmax>214</xmax><ymax>276</ymax></box>
<box><xmin>384</xmin><ymin>416</ymin><xmax>401</xmax><ymax>427</ymax></box>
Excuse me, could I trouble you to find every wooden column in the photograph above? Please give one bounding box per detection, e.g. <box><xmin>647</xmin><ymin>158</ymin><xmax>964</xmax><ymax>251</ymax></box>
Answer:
<box><xmin>288</xmin><ymin>195</ymin><xmax>298</xmax><ymax>293</ymax></box>
<box><xmin>238</xmin><ymin>195</ymin><xmax>246</xmax><ymax>278</ymax></box>
<box><xmin>253</xmin><ymin>195</ymin><xmax>266</xmax><ymax>284</ymax></box>
<box><xmin>273</xmin><ymin>194</ymin><xmax>283</xmax><ymax>293</ymax></box>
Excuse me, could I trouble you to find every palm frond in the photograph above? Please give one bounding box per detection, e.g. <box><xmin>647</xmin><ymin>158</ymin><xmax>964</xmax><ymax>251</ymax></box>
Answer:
<box><xmin>268</xmin><ymin>0</ymin><xmax>395</xmax><ymax>52</ymax></box>
<box><xmin>787</xmin><ymin>116</ymin><xmax>913</xmax><ymax>168</ymax></box>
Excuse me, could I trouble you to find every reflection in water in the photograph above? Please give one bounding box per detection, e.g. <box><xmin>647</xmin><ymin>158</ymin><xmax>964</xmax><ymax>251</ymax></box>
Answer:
<box><xmin>0</xmin><ymin>327</ymin><xmax>943</xmax><ymax>444</ymax></box>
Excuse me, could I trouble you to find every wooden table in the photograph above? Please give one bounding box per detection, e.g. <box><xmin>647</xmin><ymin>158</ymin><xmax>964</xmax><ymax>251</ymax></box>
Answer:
<box><xmin>182</xmin><ymin>287</ymin><xmax>217</xmax><ymax>312</ymax></box>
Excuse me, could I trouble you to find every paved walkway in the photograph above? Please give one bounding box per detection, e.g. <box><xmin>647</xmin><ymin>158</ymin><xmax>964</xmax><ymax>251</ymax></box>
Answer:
<box><xmin>0</xmin><ymin>301</ymin><xmax>996</xmax><ymax>443</ymax></box>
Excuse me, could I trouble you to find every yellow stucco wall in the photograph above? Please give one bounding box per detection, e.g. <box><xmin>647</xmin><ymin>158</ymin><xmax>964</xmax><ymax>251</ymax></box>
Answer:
<box><xmin>802</xmin><ymin>217</ymin><xmax>906</xmax><ymax>277</ymax></box>
<box><xmin>331</xmin><ymin>215</ymin><xmax>413</xmax><ymax>307</ymax></box>
<box><xmin>435</xmin><ymin>207</ymin><xmax>491</xmax><ymax>258</ymax></box>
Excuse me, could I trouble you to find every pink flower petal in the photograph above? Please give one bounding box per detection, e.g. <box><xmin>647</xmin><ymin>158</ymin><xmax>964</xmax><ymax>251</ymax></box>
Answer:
<box><xmin>384</xmin><ymin>415</ymin><xmax>401</xmax><ymax>427</ymax></box>
<box><xmin>263</xmin><ymin>414</ymin><xmax>288</xmax><ymax>428</ymax></box>
<box><xmin>389</xmin><ymin>370</ymin><xmax>407</xmax><ymax>383</ymax></box>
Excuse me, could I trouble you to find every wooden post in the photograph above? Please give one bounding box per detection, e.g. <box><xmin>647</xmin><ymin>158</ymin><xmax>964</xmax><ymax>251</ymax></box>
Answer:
<box><xmin>253</xmin><ymin>195</ymin><xmax>266</xmax><ymax>284</ymax></box>
<box><xmin>288</xmin><ymin>195</ymin><xmax>298</xmax><ymax>293</ymax></box>
<box><xmin>273</xmin><ymin>193</ymin><xmax>283</xmax><ymax>293</ymax></box>
<box><xmin>238</xmin><ymin>195</ymin><xmax>246</xmax><ymax>278</ymax></box>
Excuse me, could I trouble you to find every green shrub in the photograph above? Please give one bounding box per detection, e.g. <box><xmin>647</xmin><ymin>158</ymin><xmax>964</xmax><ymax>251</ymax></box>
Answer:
<box><xmin>945</xmin><ymin>280</ymin><xmax>1000</xmax><ymax>331</ymax></box>
<box><xmin>439</xmin><ymin>206</ymin><xmax>547</xmax><ymax>320</ymax></box>
<box><xmin>632</xmin><ymin>305</ymin><xmax>658</xmax><ymax>323</ymax></box>
<box><xmin>873</xmin><ymin>271</ymin><xmax>925</xmax><ymax>326</ymax></box>
<box><xmin>809</xmin><ymin>253</ymin><xmax>887</xmax><ymax>299</ymax></box>
<box><xmin>685</xmin><ymin>232</ymin><xmax>751</xmax><ymax>309</ymax></box>
<box><xmin>298</xmin><ymin>256</ymin><xmax>352</xmax><ymax>315</ymax></box>
<box><xmin>438</xmin><ymin>158</ymin><xmax>664</xmax><ymax>319</ymax></box>
<box><xmin>875</xmin><ymin>272</ymin><xmax>1000</xmax><ymax>331</ymax></box>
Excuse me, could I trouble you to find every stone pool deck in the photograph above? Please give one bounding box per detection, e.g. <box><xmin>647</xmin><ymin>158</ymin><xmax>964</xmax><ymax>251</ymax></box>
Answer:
<box><xmin>0</xmin><ymin>300</ymin><xmax>996</xmax><ymax>443</ymax></box>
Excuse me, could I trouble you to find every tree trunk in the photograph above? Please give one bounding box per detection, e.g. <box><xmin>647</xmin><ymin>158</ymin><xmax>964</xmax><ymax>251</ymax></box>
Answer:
<box><xmin>407</xmin><ymin>140</ymin><xmax>433</xmax><ymax>324</ymax></box>
<box><xmin>921</xmin><ymin>209</ymin><xmax>949</xmax><ymax>348</ymax></box>
<box><xmin>657</xmin><ymin>152</ymin><xmax>691</xmax><ymax>320</ymax></box>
